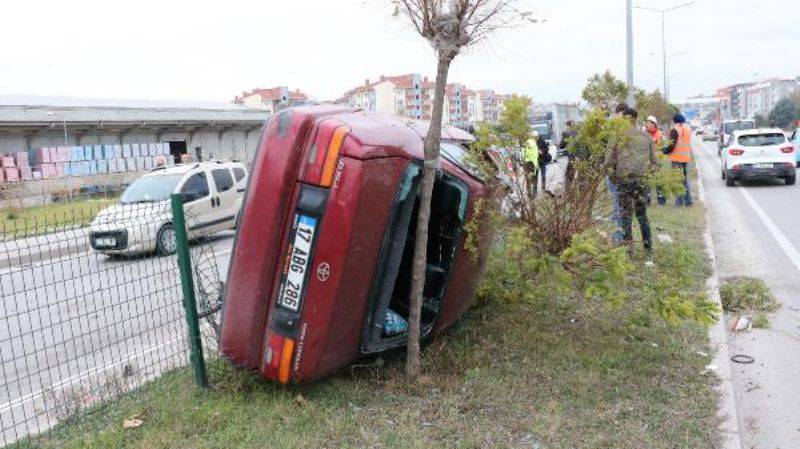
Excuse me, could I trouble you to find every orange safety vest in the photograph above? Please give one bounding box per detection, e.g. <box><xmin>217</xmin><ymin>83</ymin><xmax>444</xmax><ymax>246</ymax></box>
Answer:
<box><xmin>670</xmin><ymin>124</ymin><xmax>692</xmax><ymax>163</ymax></box>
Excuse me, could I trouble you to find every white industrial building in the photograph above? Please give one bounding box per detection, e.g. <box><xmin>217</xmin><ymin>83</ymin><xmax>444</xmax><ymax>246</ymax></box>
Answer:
<box><xmin>0</xmin><ymin>96</ymin><xmax>269</xmax><ymax>163</ymax></box>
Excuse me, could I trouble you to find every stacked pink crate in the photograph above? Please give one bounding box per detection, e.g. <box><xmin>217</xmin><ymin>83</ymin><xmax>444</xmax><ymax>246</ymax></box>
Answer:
<box><xmin>1</xmin><ymin>156</ymin><xmax>14</xmax><ymax>168</ymax></box>
<box><xmin>3</xmin><ymin>166</ymin><xmax>19</xmax><ymax>182</ymax></box>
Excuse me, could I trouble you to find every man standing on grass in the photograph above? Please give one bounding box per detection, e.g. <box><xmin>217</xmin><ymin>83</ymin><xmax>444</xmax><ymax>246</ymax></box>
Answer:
<box><xmin>608</xmin><ymin>107</ymin><xmax>656</xmax><ymax>252</ymax></box>
<box><xmin>663</xmin><ymin>113</ymin><xmax>694</xmax><ymax>207</ymax></box>
<box><xmin>523</xmin><ymin>134</ymin><xmax>540</xmax><ymax>197</ymax></box>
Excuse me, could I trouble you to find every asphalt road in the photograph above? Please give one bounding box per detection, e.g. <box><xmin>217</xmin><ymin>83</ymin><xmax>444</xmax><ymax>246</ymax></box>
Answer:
<box><xmin>0</xmin><ymin>232</ymin><xmax>234</xmax><ymax>446</ymax></box>
<box><xmin>695</xmin><ymin>139</ymin><xmax>800</xmax><ymax>448</ymax></box>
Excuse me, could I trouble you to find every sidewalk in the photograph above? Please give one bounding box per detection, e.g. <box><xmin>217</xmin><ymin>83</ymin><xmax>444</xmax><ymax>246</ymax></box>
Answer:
<box><xmin>0</xmin><ymin>227</ymin><xmax>90</xmax><ymax>270</ymax></box>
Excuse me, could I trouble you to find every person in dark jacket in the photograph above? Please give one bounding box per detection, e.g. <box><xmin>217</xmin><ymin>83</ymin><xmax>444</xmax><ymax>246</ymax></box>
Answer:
<box><xmin>561</xmin><ymin>121</ymin><xmax>581</xmax><ymax>189</ymax></box>
<box><xmin>537</xmin><ymin>134</ymin><xmax>551</xmax><ymax>191</ymax></box>
<box><xmin>607</xmin><ymin>107</ymin><xmax>657</xmax><ymax>252</ymax></box>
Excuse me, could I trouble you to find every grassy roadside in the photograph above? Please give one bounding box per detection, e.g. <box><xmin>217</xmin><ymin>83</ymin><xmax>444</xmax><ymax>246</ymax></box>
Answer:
<box><xmin>1</xmin><ymin>197</ymin><xmax>117</xmax><ymax>236</ymax></box>
<box><xmin>12</xmin><ymin>201</ymin><xmax>720</xmax><ymax>449</ymax></box>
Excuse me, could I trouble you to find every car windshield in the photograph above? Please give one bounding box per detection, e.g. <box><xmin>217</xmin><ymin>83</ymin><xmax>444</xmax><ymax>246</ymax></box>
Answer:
<box><xmin>738</xmin><ymin>133</ymin><xmax>787</xmax><ymax>147</ymax></box>
<box><xmin>724</xmin><ymin>121</ymin><xmax>754</xmax><ymax>134</ymax></box>
<box><xmin>120</xmin><ymin>174</ymin><xmax>183</xmax><ymax>204</ymax></box>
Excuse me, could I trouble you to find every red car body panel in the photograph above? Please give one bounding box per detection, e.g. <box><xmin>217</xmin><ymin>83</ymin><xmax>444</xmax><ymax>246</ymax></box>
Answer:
<box><xmin>220</xmin><ymin>105</ymin><xmax>490</xmax><ymax>383</ymax></box>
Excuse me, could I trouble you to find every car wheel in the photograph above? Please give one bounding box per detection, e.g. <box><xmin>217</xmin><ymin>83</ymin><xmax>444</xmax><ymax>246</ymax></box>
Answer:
<box><xmin>721</xmin><ymin>169</ymin><xmax>725</xmax><ymax>180</ymax></box>
<box><xmin>156</xmin><ymin>224</ymin><xmax>177</xmax><ymax>255</ymax></box>
<box><xmin>786</xmin><ymin>174</ymin><xmax>796</xmax><ymax>186</ymax></box>
<box><xmin>725</xmin><ymin>172</ymin><xmax>735</xmax><ymax>187</ymax></box>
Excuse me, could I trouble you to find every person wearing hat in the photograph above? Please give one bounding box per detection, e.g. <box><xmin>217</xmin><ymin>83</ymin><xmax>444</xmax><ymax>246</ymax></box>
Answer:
<box><xmin>644</xmin><ymin>116</ymin><xmax>667</xmax><ymax>205</ymax></box>
<box><xmin>663</xmin><ymin>113</ymin><xmax>693</xmax><ymax>207</ymax></box>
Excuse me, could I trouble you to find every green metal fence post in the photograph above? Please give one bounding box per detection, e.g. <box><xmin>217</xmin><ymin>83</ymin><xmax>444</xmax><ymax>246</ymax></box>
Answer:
<box><xmin>171</xmin><ymin>193</ymin><xmax>209</xmax><ymax>388</ymax></box>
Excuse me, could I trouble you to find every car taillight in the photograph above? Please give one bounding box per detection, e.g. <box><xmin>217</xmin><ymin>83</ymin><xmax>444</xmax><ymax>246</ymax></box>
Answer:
<box><xmin>728</xmin><ymin>148</ymin><xmax>745</xmax><ymax>156</ymax></box>
<box><xmin>303</xmin><ymin>123</ymin><xmax>351</xmax><ymax>187</ymax></box>
<box><xmin>263</xmin><ymin>330</ymin><xmax>296</xmax><ymax>384</ymax></box>
<box><xmin>780</xmin><ymin>146</ymin><xmax>794</xmax><ymax>154</ymax></box>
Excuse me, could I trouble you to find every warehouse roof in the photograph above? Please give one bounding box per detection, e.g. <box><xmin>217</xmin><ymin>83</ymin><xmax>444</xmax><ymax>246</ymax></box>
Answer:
<box><xmin>0</xmin><ymin>95</ymin><xmax>271</xmax><ymax>127</ymax></box>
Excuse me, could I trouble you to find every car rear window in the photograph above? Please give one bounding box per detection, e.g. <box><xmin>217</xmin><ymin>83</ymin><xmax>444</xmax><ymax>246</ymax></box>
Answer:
<box><xmin>737</xmin><ymin>133</ymin><xmax>787</xmax><ymax>147</ymax></box>
<box><xmin>233</xmin><ymin>167</ymin><xmax>246</xmax><ymax>182</ymax></box>
<box><xmin>212</xmin><ymin>168</ymin><xmax>234</xmax><ymax>192</ymax></box>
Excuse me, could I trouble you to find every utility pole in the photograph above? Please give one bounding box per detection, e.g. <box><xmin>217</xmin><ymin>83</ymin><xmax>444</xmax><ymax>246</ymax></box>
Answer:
<box><xmin>626</xmin><ymin>0</ymin><xmax>635</xmax><ymax>106</ymax></box>
<box><xmin>635</xmin><ymin>2</ymin><xmax>694</xmax><ymax>103</ymax></box>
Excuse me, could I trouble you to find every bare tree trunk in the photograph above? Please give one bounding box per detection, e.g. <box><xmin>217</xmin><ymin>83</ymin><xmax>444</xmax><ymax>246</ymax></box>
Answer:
<box><xmin>406</xmin><ymin>54</ymin><xmax>452</xmax><ymax>377</ymax></box>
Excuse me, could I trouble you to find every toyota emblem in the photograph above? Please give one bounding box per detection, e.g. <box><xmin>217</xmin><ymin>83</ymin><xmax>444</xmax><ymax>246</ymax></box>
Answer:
<box><xmin>316</xmin><ymin>262</ymin><xmax>331</xmax><ymax>282</ymax></box>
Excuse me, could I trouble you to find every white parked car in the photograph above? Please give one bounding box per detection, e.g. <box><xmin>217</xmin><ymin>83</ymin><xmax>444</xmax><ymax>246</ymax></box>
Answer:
<box><xmin>89</xmin><ymin>161</ymin><xmax>248</xmax><ymax>255</ymax></box>
<box><xmin>720</xmin><ymin>128</ymin><xmax>796</xmax><ymax>187</ymax></box>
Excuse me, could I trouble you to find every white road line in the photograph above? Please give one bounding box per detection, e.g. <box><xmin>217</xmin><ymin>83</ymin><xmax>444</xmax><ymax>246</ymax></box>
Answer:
<box><xmin>740</xmin><ymin>188</ymin><xmax>800</xmax><ymax>273</ymax></box>
<box><xmin>0</xmin><ymin>335</ymin><xmax>183</xmax><ymax>413</ymax></box>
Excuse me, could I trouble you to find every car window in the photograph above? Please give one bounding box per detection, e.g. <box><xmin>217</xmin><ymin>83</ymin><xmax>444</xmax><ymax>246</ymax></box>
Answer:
<box><xmin>180</xmin><ymin>172</ymin><xmax>209</xmax><ymax>202</ymax></box>
<box><xmin>211</xmin><ymin>168</ymin><xmax>234</xmax><ymax>192</ymax></box>
<box><xmin>737</xmin><ymin>133</ymin><xmax>786</xmax><ymax>147</ymax></box>
<box><xmin>120</xmin><ymin>174</ymin><xmax>183</xmax><ymax>204</ymax></box>
<box><xmin>233</xmin><ymin>167</ymin><xmax>246</xmax><ymax>182</ymax></box>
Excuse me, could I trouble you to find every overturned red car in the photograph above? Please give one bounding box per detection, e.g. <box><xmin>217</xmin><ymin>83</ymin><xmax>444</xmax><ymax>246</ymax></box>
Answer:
<box><xmin>219</xmin><ymin>105</ymin><xmax>493</xmax><ymax>384</ymax></box>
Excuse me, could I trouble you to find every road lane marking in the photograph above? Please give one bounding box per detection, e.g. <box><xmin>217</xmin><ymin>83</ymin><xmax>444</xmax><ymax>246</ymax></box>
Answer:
<box><xmin>0</xmin><ymin>335</ymin><xmax>183</xmax><ymax>414</ymax></box>
<box><xmin>740</xmin><ymin>188</ymin><xmax>800</xmax><ymax>273</ymax></box>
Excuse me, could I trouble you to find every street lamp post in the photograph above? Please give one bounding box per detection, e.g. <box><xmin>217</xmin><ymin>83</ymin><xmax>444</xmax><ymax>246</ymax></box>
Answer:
<box><xmin>626</xmin><ymin>0</ymin><xmax>635</xmax><ymax>105</ymax></box>
<box><xmin>634</xmin><ymin>2</ymin><xmax>694</xmax><ymax>102</ymax></box>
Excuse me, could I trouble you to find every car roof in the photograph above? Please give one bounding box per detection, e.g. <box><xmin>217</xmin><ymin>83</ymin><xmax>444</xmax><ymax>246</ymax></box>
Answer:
<box><xmin>145</xmin><ymin>161</ymin><xmax>244</xmax><ymax>177</ymax></box>
<box><xmin>732</xmin><ymin>128</ymin><xmax>785</xmax><ymax>137</ymax></box>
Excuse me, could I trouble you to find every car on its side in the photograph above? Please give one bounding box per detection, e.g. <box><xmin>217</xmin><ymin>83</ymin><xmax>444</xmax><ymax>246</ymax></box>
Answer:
<box><xmin>720</xmin><ymin>128</ymin><xmax>796</xmax><ymax>187</ymax></box>
<box><xmin>789</xmin><ymin>128</ymin><xmax>800</xmax><ymax>167</ymax></box>
<box><xmin>718</xmin><ymin>119</ymin><xmax>755</xmax><ymax>155</ymax></box>
<box><xmin>219</xmin><ymin>105</ymin><xmax>495</xmax><ymax>384</ymax></box>
<box><xmin>89</xmin><ymin>161</ymin><xmax>248</xmax><ymax>255</ymax></box>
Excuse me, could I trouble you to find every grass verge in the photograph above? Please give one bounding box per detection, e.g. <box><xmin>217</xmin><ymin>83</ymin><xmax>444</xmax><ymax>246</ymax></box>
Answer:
<box><xmin>11</xmin><ymin>203</ymin><xmax>720</xmax><ymax>449</ymax></box>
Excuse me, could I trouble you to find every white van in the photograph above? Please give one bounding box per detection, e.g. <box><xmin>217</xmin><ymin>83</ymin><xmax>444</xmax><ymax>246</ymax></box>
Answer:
<box><xmin>89</xmin><ymin>161</ymin><xmax>248</xmax><ymax>255</ymax></box>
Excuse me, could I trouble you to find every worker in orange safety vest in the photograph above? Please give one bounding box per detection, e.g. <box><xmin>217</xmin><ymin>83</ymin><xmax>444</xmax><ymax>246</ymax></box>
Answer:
<box><xmin>662</xmin><ymin>113</ymin><xmax>693</xmax><ymax>207</ymax></box>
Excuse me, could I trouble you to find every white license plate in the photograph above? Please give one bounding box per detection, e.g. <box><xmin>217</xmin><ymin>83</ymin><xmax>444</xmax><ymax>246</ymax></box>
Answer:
<box><xmin>95</xmin><ymin>237</ymin><xmax>116</xmax><ymax>247</ymax></box>
<box><xmin>278</xmin><ymin>215</ymin><xmax>317</xmax><ymax>312</ymax></box>
<box><xmin>754</xmin><ymin>163</ymin><xmax>773</xmax><ymax>169</ymax></box>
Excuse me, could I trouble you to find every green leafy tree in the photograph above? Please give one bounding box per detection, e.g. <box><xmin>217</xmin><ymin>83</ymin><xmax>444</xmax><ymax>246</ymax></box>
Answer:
<box><xmin>634</xmin><ymin>89</ymin><xmax>676</xmax><ymax>126</ymax></box>
<box><xmin>582</xmin><ymin>71</ymin><xmax>630</xmax><ymax>112</ymax></box>
<box><xmin>498</xmin><ymin>95</ymin><xmax>532</xmax><ymax>147</ymax></box>
<box><xmin>768</xmin><ymin>98</ymin><xmax>798</xmax><ymax>129</ymax></box>
<box><xmin>753</xmin><ymin>113</ymin><xmax>769</xmax><ymax>128</ymax></box>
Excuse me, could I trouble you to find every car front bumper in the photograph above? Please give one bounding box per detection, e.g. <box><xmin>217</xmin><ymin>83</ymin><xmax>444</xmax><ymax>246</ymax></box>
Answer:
<box><xmin>88</xmin><ymin>223</ymin><xmax>160</xmax><ymax>255</ymax></box>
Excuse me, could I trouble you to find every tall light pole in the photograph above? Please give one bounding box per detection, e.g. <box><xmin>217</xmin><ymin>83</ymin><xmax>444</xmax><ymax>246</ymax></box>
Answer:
<box><xmin>634</xmin><ymin>2</ymin><xmax>694</xmax><ymax>102</ymax></box>
<box><xmin>626</xmin><ymin>0</ymin><xmax>635</xmax><ymax>105</ymax></box>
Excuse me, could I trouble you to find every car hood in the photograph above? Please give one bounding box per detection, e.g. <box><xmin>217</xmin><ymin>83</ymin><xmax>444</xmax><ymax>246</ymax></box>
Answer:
<box><xmin>92</xmin><ymin>201</ymin><xmax>171</xmax><ymax>226</ymax></box>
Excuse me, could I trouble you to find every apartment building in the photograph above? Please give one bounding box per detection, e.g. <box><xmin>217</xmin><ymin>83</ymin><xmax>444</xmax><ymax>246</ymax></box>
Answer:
<box><xmin>341</xmin><ymin>74</ymin><xmax>506</xmax><ymax>125</ymax></box>
<box><xmin>341</xmin><ymin>74</ymin><xmax>433</xmax><ymax>120</ymax></box>
<box><xmin>744</xmin><ymin>78</ymin><xmax>799</xmax><ymax>119</ymax></box>
<box><xmin>233</xmin><ymin>87</ymin><xmax>308</xmax><ymax>113</ymax></box>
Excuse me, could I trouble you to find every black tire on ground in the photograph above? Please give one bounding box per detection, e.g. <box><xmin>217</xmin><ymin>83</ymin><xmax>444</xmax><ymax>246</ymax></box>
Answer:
<box><xmin>786</xmin><ymin>175</ymin><xmax>796</xmax><ymax>186</ymax></box>
<box><xmin>725</xmin><ymin>173</ymin><xmax>736</xmax><ymax>187</ymax></box>
<box><xmin>155</xmin><ymin>224</ymin><xmax>177</xmax><ymax>255</ymax></box>
<box><xmin>721</xmin><ymin>169</ymin><xmax>725</xmax><ymax>180</ymax></box>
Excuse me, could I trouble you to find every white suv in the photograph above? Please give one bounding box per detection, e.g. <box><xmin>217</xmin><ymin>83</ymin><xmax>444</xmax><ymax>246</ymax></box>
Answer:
<box><xmin>89</xmin><ymin>161</ymin><xmax>248</xmax><ymax>255</ymax></box>
<box><xmin>721</xmin><ymin>128</ymin><xmax>796</xmax><ymax>187</ymax></box>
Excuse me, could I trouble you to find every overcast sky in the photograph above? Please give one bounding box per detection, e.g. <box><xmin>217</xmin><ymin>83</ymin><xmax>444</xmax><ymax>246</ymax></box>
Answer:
<box><xmin>1</xmin><ymin>0</ymin><xmax>798</xmax><ymax>104</ymax></box>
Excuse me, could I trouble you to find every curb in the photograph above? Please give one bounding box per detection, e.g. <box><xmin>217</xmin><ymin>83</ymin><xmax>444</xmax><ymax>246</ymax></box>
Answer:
<box><xmin>695</xmin><ymin>162</ymin><xmax>744</xmax><ymax>449</ymax></box>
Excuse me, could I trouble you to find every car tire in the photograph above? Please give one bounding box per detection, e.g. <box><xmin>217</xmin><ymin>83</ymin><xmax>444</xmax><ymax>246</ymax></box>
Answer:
<box><xmin>721</xmin><ymin>169</ymin><xmax>725</xmax><ymax>180</ymax></box>
<box><xmin>786</xmin><ymin>174</ymin><xmax>796</xmax><ymax>186</ymax></box>
<box><xmin>725</xmin><ymin>173</ymin><xmax>735</xmax><ymax>187</ymax></box>
<box><xmin>156</xmin><ymin>224</ymin><xmax>177</xmax><ymax>255</ymax></box>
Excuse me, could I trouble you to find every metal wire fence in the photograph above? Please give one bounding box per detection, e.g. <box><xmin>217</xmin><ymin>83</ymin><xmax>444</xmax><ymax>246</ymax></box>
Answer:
<box><xmin>0</xmin><ymin>194</ymin><xmax>226</xmax><ymax>447</ymax></box>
